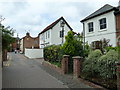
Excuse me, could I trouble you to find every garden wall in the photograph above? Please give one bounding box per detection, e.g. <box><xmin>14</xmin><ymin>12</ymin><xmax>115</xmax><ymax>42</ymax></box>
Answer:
<box><xmin>25</xmin><ymin>48</ymin><xmax>43</xmax><ymax>59</ymax></box>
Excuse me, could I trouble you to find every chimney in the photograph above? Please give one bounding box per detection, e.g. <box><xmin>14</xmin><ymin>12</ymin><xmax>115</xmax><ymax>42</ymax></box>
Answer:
<box><xmin>118</xmin><ymin>0</ymin><xmax>120</xmax><ymax>11</ymax></box>
<box><xmin>26</xmin><ymin>32</ymin><xmax>30</xmax><ymax>36</ymax></box>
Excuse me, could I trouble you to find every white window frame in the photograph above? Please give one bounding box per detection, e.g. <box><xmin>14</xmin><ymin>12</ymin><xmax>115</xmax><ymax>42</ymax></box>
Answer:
<box><xmin>88</xmin><ymin>22</ymin><xmax>94</xmax><ymax>32</ymax></box>
<box><xmin>99</xmin><ymin>18</ymin><xmax>107</xmax><ymax>30</ymax></box>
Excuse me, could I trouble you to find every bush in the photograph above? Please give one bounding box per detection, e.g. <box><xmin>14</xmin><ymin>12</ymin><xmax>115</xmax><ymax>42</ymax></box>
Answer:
<box><xmin>82</xmin><ymin>49</ymin><xmax>102</xmax><ymax>78</ymax></box>
<box><xmin>44</xmin><ymin>45</ymin><xmax>63</xmax><ymax>63</ymax></box>
<box><xmin>98</xmin><ymin>50</ymin><xmax>119</xmax><ymax>79</ymax></box>
<box><xmin>84</xmin><ymin>42</ymin><xmax>91</xmax><ymax>57</ymax></box>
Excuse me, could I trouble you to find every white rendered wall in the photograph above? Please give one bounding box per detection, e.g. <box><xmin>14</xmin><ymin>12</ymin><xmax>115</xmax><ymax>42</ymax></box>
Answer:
<box><xmin>84</xmin><ymin>11</ymin><xmax>117</xmax><ymax>47</ymax></box>
<box><xmin>25</xmin><ymin>48</ymin><xmax>43</xmax><ymax>59</ymax></box>
<box><xmin>39</xmin><ymin>21</ymin><xmax>71</xmax><ymax>48</ymax></box>
<box><xmin>51</xmin><ymin>21</ymin><xmax>70</xmax><ymax>45</ymax></box>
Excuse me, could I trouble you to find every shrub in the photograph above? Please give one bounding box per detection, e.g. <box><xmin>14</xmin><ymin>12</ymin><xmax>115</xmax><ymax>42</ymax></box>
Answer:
<box><xmin>44</xmin><ymin>45</ymin><xmax>63</xmax><ymax>63</ymax></box>
<box><xmin>83</xmin><ymin>42</ymin><xmax>91</xmax><ymax>57</ymax></box>
<box><xmin>82</xmin><ymin>49</ymin><xmax>102</xmax><ymax>78</ymax></box>
<box><xmin>98</xmin><ymin>50</ymin><xmax>119</xmax><ymax>79</ymax></box>
<box><xmin>61</xmin><ymin>31</ymin><xmax>75</xmax><ymax>56</ymax></box>
<box><xmin>61</xmin><ymin>31</ymin><xmax>84</xmax><ymax>57</ymax></box>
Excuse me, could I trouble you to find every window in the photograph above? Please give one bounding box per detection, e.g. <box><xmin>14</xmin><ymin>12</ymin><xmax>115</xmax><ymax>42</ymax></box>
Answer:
<box><xmin>46</xmin><ymin>32</ymin><xmax>47</xmax><ymax>39</ymax></box>
<box><xmin>48</xmin><ymin>31</ymin><xmax>50</xmax><ymax>38</ymax></box>
<box><xmin>88</xmin><ymin>22</ymin><xmax>94</xmax><ymax>32</ymax></box>
<box><xmin>60</xmin><ymin>31</ymin><xmax>64</xmax><ymax>38</ymax></box>
<box><xmin>99</xmin><ymin>18</ymin><xmax>107</xmax><ymax>29</ymax></box>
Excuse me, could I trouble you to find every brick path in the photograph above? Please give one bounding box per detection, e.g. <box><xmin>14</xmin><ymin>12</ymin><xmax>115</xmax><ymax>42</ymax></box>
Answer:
<box><xmin>2</xmin><ymin>52</ymin><xmax>67</xmax><ymax>88</ymax></box>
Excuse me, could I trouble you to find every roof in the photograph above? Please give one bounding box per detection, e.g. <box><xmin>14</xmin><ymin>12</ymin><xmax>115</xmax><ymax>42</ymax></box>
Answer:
<box><xmin>114</xmin><ymin>6</ymin><xmax>120</xmax><ymax>15</ymax></box>
<box><xmin>39</xmin><ymin>17</ymin><xmax>73</xmax><ymax>35</ymax></box>
<box><xmin>81</xmin><ymin>4</ymin><xmax>117</xmax><ymax>22</ymax></box>
<box><xmin>20</xmin><ymin>33</ymin><xmax>39</xmax><ymax>40</ymax></box>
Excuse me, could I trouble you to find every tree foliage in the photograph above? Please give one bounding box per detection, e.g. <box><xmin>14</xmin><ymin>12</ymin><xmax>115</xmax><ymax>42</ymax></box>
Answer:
<box><xmin>0</xmin><ymin>24</ymin><xmax>15</xmax><ymax>50</ymax></box>
<box><xmin>61</xmin><ymin>31</ymin><xmax>84</xmax><ymax>57</ymax></box>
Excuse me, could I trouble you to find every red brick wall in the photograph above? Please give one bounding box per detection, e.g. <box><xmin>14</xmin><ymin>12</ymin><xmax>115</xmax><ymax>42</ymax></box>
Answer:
<box><xmin>23</xmin><ymin>35</ymin><xmax>39</xmax><ymax>52</ymax></box>
<box><xmin>116</xmin><ymin>14</ymin><xmax>120</xmax><ymax>46</ymax></box>
<box><xmin>12</xmin><ymin>42</ymin><xmax>17</xmax><ymax>50</ymax></box>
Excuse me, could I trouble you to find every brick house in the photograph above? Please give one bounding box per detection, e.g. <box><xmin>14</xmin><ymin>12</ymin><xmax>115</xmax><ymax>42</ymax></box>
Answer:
<box><xmin>81</xmin><ymin>2</ymin><xmax>120</xmax><ymax>47</ymax></box>
<box><xmin>10</xmin><ymin>36</ymin><xmax>20</xmax><ymax>52</ymax></box>
<box><xmin>115</xmin><ymin>6</ymin><xmax>120</xmax><ymax>46</ymax></box>
<box><xmin>20</xmin><ymin>32</ymin><xmax>39</xmax><ymax>53</ymax></box>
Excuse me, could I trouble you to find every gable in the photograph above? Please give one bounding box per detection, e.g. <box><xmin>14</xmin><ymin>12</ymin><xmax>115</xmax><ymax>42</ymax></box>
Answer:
<box><xmin>39</xmin><ymin>17</ymin><xmax>73</xmax><ymax>35</ymax></box>
<box><xmin>81</xmin><ymin>4</ymin><xmax>116</xmax><ymax>22</ymax></box>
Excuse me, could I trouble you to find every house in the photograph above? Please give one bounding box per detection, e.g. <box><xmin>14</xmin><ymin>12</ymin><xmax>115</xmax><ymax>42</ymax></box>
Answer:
<box><xmin>81</xmin><ymin>2</ymin><xmax>120</xmax><ymax>47</ymax></box>
<box><xmin>20</xmin><ymin>32</ymin><xmax>39</xmax><ymax>53</ymax></box>
<box><xmin>38</xmin><ymin>17</ymin><xmax>73</xmax><ymax>48</ymax></box>
<box><xmin>9</xmin><ymin>34</ymin><xmax>20</xmax><ymax>52</ymax></box>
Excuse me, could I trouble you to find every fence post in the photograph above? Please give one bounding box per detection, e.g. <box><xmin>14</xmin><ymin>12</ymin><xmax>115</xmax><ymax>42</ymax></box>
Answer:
<box><xmin>116</xmin><ymin>61</ymin><xmax>120</xmax><ymax>89</ymax></box>
<box><xmin>73</xmin><ymin>56</ymin><xmax>83</xmax><ymax>78</ymax></box>
<box><xmin>61</xmin><ymin>55</ymin><xmax>69</xmax><ymax>74</ymax></box>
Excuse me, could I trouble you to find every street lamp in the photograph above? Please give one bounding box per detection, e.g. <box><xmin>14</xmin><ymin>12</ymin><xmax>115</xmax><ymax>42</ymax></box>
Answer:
<box><xmin>60</xmin><ymin>20</ymin><xmax>65</xmax><ymax>44</ymax></box>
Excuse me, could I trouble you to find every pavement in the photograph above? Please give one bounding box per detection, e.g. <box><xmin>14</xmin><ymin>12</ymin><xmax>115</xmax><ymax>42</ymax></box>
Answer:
<box><xmin>2</xmin><ymin>52</ymin><xmax>94</xmax><ymax>89</ymax></box>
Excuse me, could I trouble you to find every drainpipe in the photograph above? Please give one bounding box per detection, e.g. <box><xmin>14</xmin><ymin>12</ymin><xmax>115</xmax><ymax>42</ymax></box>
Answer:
<box><xmin>83</xmin><ymin>22</ymin><xmax>85</xmax><ymax>50</ymax></box>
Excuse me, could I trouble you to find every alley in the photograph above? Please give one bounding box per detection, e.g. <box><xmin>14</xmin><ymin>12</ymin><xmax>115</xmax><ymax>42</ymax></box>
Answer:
<box><xmin>2</xmin><ymin>52</ymin><xmax>67</xmax><ymax>88</ymax></box>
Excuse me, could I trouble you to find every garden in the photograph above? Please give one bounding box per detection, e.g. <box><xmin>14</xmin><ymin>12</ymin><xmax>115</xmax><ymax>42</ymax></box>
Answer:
<box><xmin>44</xmin><ymin>31</ymin><xmax>120</xmax><ymax>89</ymax></box>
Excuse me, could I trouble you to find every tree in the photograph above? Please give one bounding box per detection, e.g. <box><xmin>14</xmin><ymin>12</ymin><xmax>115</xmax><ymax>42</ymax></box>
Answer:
<box><xmin>0</xmin><ymin>24</ymin><xmax>15</xmax><ymax>63</ymax></box>
<box><xmin>61</xmin><ymin>31</ymin><xmax>84</xmax><ymax>57</ymax></box>
<box><xmin>61</xmin><ymin>31</ymin><xmax>75</xmax><ymax>56</ymax></box>
<box><xmin>1</xmin><ymin>24</ymin><xmax>15</xmax><ymax>50</ymax></box>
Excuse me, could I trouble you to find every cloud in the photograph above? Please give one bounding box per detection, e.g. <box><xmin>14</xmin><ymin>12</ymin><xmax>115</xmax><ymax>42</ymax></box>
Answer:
<box><xmin>0</xmin><ymin>0</ymin><xmax>118</xmax><ymax>38</ymax></box>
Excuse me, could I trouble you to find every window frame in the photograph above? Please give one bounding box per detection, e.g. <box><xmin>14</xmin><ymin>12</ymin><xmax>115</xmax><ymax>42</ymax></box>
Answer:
<box><xmin>88</xmin><ymin>22</ymin><xmax>94</xmax><ymax>32</ymax></box>
<box><xmin>99</xmin><ymin>18</ymin><xmax>107</xmax><ymax>30</ymax></box>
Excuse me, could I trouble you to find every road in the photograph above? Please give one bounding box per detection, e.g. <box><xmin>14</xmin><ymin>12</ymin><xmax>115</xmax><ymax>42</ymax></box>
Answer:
<box><xmin>2</xmin><ymin>52</ymin><xmax>67</xmax><ymax>88</ymax></box>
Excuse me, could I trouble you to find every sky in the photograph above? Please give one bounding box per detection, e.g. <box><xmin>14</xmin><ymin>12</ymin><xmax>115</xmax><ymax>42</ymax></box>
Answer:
<box><xmin>0</xmin><ymin>0</ymin><xmax>118</xmax><ymax>38</ymax></box>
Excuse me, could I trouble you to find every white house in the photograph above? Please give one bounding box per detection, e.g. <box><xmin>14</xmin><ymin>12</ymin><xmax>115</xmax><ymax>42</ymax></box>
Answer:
<box><xmin>39</xmin><ymin>17</ymin><xmax>73</xmax><ymax>48</ymax></box>
<box><xmin>81</xmin><ymin>3</ymin><xmax>120</xmax><ymax>47</ymax></box>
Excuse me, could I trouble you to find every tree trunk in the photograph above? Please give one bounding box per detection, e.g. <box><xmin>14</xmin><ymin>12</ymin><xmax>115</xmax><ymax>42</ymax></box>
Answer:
<box><xmin>2</xmin><ymin>49</ymin><xmax>7</xmax><ymax>61</ymax></box>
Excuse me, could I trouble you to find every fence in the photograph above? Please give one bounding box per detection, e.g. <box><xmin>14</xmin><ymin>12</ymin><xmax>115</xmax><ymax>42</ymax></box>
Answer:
<box><xmin>25</xmin><ymin>48</ymin><xmax>43</xmax><ymax>59</ymax></box>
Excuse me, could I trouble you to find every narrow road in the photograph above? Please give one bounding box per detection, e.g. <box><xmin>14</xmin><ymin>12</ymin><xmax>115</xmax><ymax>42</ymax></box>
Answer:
<box><xmin>2</xmin><ymin>52</ymin><xmax>67</xmax><ymax>88</ymax></box>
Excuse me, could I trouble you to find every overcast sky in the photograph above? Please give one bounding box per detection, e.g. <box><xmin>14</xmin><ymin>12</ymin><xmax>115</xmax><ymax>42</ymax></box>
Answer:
<box><xmin>0</xmin><ymin>0</ymin><xmax>118</xmax><ymax>38</ymax></box>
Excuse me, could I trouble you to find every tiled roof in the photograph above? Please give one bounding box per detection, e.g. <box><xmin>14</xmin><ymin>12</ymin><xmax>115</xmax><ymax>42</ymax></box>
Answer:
<box><xmin>39</xmin><ymin>17</ymin><xmax>73</xmax><ymax>35</ymax></box>
<box><xmin>81</xmin><ymin>4</ymin><xmax>117</xmax><ymax>22</ymax></box>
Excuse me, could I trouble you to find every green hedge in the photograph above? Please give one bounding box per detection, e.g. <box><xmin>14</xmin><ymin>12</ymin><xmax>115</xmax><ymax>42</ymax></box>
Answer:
<box><xmin>82</xmin><ymin>49</ymin><xmax>102</xmax><ymax>78</ymax></box>
<box><xmin>82</xmin><ymin>49</ymin><xmax>119</xmax><ymax>79</ymax></box>
<box><xmin>98</xmin><ymin>50</ymin><xmax>119</xmax><ymax>79</ymax></box>
<box><xmin>44</xmin><ymin>45</ymin><xmax>63</xmax><ymax>63</ymax></box>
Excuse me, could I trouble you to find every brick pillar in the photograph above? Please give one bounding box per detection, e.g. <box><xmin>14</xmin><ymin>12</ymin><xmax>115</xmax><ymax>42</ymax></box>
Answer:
<box><xmin>116</xmin><ymin>61</ymin><xmax>120</xmax><ymax>89</ymax></box>
<box><xmin>73</xmin><ymin>56</ymin><xmax>83</xmax><ymax>78</ymax></box>
<box><xmin>61</xmin><ymin>55</ymin><xmax>69</xmax><ymax>74</ymax></box>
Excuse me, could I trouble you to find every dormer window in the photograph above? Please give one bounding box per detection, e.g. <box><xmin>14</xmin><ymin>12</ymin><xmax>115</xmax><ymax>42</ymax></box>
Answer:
<box><xmin>99</xmin><ymin>18</ymin><xmax>107</xmax><ymax>30</ymax></box>
<box><xmin>88</xmin><ymin>22</ymin><xmax>94</xmax><ymax>32</ymax></box>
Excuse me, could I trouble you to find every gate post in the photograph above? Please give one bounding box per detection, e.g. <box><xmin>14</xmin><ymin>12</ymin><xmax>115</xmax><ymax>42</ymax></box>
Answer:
<box><xmin>61</xmin><ymin>55</ymin><xmax>69</xmax><ymax>74</ymax></box>
<box><xmin>73</xmin><ymin>56</ymin><xmax>83</xmax><ymax>78</ymax></box>
<box><xmin>116</xmin><ymin>61</ymin><xmax>120</xmax><ymax>89</ymax></box>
